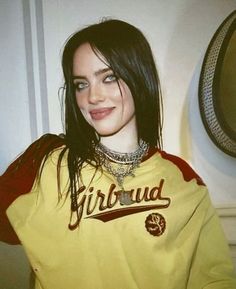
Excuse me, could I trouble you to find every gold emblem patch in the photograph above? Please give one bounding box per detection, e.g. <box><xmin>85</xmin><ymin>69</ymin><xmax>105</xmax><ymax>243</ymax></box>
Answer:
<box><xmin>145</xmin><ymin>213</ymin><xmax>166</xmax><ymax>236</ymax></box>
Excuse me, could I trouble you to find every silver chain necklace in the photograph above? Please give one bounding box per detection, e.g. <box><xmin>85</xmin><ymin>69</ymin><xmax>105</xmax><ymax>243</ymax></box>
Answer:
<box><xmin>95</xmin><ymin>140</ymin><xmax>149</xmax><ymax>205</ymax></box>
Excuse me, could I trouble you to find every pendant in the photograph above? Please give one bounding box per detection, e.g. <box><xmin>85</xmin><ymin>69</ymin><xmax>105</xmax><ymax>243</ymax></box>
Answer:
<box><xmin>119</xmin><ymin>190</ymin><xmax>135</xmax><ymax>206</ymax></box>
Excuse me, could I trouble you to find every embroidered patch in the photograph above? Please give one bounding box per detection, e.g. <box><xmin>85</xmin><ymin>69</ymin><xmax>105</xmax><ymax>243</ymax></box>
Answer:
<box><xmin>145</xmin><ymin>213</ymin><xmax>166</xmax><ymax>236</ymax></box>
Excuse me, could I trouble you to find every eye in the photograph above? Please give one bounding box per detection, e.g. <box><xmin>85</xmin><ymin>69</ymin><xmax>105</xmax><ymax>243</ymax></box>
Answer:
<box><xmin>74</xmin><ymin>81</ymin><xmax>88</xmax><ymax>92</ymax></box>
<box><xmin>104</xmin><ymin>74</ymin><xmax>117</xmax><ymax>83</ymax></box>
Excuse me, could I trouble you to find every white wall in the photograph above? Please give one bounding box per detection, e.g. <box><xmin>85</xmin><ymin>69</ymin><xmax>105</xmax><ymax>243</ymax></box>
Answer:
<box><xmin>0</xmin><ymin>0</ymin><xmax>32</xmax><ymax>173</ymax></box>
<box><xmin>0</xmin><ymin>0</ymin><xmax>50</xmax><ymax>175</ymax></box>
<box><xmin>0</xmin><ymin>0</ymin><xmax>236</xmax><ymax>288</ymax></box>
<box><xmin>0</xmin><ymin>1</ymin><xmax>33</xmax><ymax>288</ymax></box>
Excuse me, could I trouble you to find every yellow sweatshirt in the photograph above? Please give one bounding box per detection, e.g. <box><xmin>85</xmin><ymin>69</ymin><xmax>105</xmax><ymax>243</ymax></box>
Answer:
<box><xmin>6</xmin><ymin>147</ymin><xmax>236</xmax><ymax>289</ymax></box>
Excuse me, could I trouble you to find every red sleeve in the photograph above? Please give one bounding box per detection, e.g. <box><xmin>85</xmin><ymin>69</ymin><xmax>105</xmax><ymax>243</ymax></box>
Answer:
<box><xmin>0</xmin><ymin>134</ymin><xmax>65</xmax><ymax>244</ymax></box>
<box><xmin>159</xmin><ymin>150</ymin><xmax>205</xmax><ymax>186</ymax></box>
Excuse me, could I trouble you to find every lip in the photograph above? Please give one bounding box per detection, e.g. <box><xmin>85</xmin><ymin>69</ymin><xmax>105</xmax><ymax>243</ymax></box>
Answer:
<box><xmin>89</xmin><ymin>107</ymin><xmax>115</xmax><ymax>120</ymax></box>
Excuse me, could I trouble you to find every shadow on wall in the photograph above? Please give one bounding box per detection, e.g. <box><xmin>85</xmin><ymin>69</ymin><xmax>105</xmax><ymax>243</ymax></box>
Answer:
<box><xmin>0</xmin><ymin>242</ymin><xmax>32</xmax><ymax>289</ymax></box>
<box><xmin>161</xmin><ymin>0</ymin><xmax>236</xmax><ymax>206</ymax></box>
<box><xmin>160</xmin><ymin>0</ymin><xmax>236</xmax><ymax>156</ymax></box>
<box><xmin>162</xmin><ymin>0</ymin><xmax>236</xmax><ymax>173</ymax></box>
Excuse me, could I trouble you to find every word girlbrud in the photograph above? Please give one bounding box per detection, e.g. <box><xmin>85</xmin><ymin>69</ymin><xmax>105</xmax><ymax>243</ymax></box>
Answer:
<box><xmin>70</xmin><ymin>178</ymin><xmax>170</xmax><ymax>225</ymax></box>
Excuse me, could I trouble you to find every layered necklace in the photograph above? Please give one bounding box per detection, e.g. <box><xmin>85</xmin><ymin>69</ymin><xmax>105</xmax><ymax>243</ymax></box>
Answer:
<box><xmin>95</xmin><ymin>140</ymin><xmax>149</xmax><ymax>205</ymax></box>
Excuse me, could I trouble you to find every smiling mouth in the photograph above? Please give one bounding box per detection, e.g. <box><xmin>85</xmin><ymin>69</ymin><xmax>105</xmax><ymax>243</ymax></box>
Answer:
<box><xmin>89</xmin><ymin>107</ymin><xmax>115</xmax><ymax>120</ymax></box>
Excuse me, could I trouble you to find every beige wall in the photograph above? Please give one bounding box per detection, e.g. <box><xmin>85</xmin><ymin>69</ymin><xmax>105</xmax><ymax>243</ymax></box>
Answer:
<box><xmin>0</xmin><ymin>0</ymin><xmax>236</xmax><ymax>288</ymax></box>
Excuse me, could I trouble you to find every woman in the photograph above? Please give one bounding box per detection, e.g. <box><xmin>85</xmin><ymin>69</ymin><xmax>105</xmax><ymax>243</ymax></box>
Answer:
<box><xmin>1</xmin><ymin>19</ymin><xmax>236</xmax><ymax>289</ymax></box>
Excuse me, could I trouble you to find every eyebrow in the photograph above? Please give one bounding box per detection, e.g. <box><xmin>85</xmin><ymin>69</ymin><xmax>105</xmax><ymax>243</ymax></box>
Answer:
<box><xmin>72</xmin><ymin>68</ymin><xmax>112</xmax><ymax>80</ymax></box>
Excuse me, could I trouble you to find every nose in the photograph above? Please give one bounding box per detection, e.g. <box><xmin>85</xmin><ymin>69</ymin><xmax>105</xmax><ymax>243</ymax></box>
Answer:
<box><xmin>88</xmin><ymin>84</ymin><xmax>105</xmax><ymax>104</ymax></box>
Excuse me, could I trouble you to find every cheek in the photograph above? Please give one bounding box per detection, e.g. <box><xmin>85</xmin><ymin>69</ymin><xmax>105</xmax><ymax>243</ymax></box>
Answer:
<box><xmin>122</xmin><ymin>89</ymin><xmax>135</xmax><ymax>116</ymax></box>
<box><xmin>124</xmin><ymin>101</ymin><xmax>135</xmax><ymax>119</ymax></box>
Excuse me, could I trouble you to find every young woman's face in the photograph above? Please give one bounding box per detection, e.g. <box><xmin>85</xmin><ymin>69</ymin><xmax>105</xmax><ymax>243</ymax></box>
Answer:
<box><xmin>72</xmin><ymin>43</ymin><xmax>136</xmax><ymax>137</ymax></box>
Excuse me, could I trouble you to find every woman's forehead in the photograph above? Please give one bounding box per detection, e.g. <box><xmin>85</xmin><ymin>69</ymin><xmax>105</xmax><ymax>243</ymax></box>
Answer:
<box><xmin>73</xmin><ymin>43</ymin><xmax>109</xmax><ymax>76</ymax></box>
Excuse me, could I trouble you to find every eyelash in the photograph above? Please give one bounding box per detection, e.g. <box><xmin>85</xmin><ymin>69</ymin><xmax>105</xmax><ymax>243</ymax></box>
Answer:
<box><xmin>104</xmin><ymin>74</ymin><xmax>117</xmax><ymax>83</ymax></box>
<box><xmin>74</xmin><ymin>74</ymin><xmax>117</xmax><ymax>92</ymax></box>
<box><xmin>74</xmin><ymin>82</ymin><xmax>88</xmax><ymax>92</ymax></box>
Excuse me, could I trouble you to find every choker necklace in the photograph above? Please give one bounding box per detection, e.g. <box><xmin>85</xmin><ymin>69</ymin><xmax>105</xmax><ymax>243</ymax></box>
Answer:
<box><xmin>95</xmin><ymin>140</ymin><xmax>149</xmax><ymax>205</ymax></box>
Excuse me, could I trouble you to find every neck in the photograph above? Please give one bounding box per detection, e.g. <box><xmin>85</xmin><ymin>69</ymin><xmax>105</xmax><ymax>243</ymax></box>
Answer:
<box><xmin>100</xmin><ymin>130</ymin><xmax>139</xmax><ymax>153</ymax></box>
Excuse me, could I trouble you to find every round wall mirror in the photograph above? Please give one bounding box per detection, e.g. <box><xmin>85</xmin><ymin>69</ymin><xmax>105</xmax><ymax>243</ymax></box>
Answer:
<box><xmin>199</xmin><ymin>10</ymin><xmax>236</xmax><ymax>157</ymax></box>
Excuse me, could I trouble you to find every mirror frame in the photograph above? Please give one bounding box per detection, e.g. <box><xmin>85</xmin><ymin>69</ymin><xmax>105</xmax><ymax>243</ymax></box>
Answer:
<box><xmin>199</xmin><ymin>10</ymin><xmax>236</xmax><ymax>157</ymax></box>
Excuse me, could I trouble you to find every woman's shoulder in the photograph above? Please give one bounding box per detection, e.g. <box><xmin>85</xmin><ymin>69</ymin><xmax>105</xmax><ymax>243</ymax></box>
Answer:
<box><xmin>154</xmin><ymin>149</ymin><xmax>205</xmax><ymax>186</ymax></box>
<box><xmin>0</xmin><ymin>133</ymin><xmax>66</xmax><ymax>244</ymax></box>
<box><xmin>1</xmin><ymin>133</ymin><xmax>66</xmax><ymax>178</ymax></box>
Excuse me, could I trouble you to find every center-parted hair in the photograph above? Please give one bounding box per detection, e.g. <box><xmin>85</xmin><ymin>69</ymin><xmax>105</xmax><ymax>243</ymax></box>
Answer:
<box><xmin>59</xmin><ymin>19</ymin><xmax>163</xmax><ymax>229</ymax></box>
